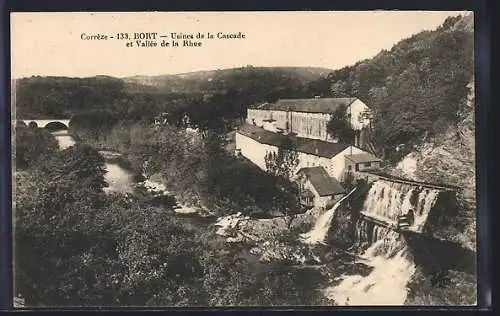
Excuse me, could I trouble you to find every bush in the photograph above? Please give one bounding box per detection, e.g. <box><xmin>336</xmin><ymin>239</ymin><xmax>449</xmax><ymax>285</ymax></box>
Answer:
<box><xmin>15</xmin><ymin>126</ymin><xmax>59</xmax><ymax>169</ymax></box>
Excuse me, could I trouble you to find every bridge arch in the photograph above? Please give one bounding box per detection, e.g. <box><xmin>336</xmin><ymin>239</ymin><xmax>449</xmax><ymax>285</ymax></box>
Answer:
<box><xmin>44</xmin><ymin>121</ymin><xmax>69</xmax><ymax>132</ymax></box>
<box><xmin>20</xmin><ymin>119</ymin><xmax>71</xmax><ymax>130</ymax></box>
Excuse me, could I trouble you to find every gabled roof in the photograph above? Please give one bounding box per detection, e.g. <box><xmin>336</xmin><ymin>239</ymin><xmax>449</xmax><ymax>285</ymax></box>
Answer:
<box><xmin>237</xmin><ymin>124</ymin><xmax>350</xmax><ymax>158</ymax></box>
<box><xmin>294</xmin><ymin>137</ymin><xmax>349</xmax><ymax>158</ymax></box>
<box><xmin>297</xmin><ymin>166</ymin><xmax>346</xmax><ymax>196</ymax></box>
<box><xmin>248</xmin><ymin>97</ymin><xmax>359</xmax><ymax>113</ymax></box>
<box><xmin>237</xmin><ymin>123</ymin><xmax>283</xmax><ymax>147</ymax></box>
<box><xmin>248</xmin><ymin>102</ymin><xmax>271</xmax><ymax>110</ymax></box>
<box><xmin>345</xmin><ymin>153</ymin><xmax>382</xmax><ymax>164</ymax></box>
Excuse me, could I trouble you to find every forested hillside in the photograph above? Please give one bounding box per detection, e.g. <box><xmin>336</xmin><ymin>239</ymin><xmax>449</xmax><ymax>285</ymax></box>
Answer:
<box><xmin>15</xmin><ymin>14</ymin><xmax>474</xmax><ymax>160</ymax></box>
<box><xmin>124</xmin><ymin>66</ymin><xmax>333</xmax><ymax>93</ymax></box>
<box><xmin>308</xmin><ymin>14</ymin><xmax>473</xmax><ymax>161</ymax></box>
<box><xmin>14</xmin><ymin>66</ymin><xmax>330</xmax><ymax>125</ymax></box>
<box><xmin>14</xmin><ymin>76</ymin><xmax>203</xmax><ymax>120</ymax></box>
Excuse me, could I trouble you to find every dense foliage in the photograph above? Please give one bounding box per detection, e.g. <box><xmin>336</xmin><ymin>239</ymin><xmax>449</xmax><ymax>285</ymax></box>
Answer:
<box><xmin>71</xmin><ymin>121</ymin><xmax>301</xmax><ymax>218</ymax></box>
<box><xmin>124</xmin><ymin>66</ymin><xmax>330</xmax><ymax>95</ymax></box>
<box><xmin>310</xmin><ymin>15</ymin><xmax>473</xmax><ymax>160</ymax></box>
<box><xmin>264</xmin><ymin>136</ymin><xmax>300</xmax><ymax>180</ymax></box>
<box><xmin>326</xmin><ymin>104</ymin><xmax>356</xmax><ymax>143</ymax></box>
<box><xmin>14</xmin><ymin>129</ymin><xmax>330</xmax><ymax>307</ymax></box>
<box><xmin>15</xmin><ymin>125</ymin><xmax>59</xmax><ymax>169</ymax></box>
<box><xmin>15</xmin><ymin>67</ymin><xmax>329</xmax><ymax>134</ymax></box>
<box><xmin>405</xmin><ymin>267</ymin><xmax>476</xmax><ymax>305</ymax></box>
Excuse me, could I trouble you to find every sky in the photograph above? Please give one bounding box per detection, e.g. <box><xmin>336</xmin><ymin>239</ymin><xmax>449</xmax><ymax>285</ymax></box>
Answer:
<box><xmin>11</xmin><ymin>11</ymin><xmax>470</xmax><ymax>78</ymax></box>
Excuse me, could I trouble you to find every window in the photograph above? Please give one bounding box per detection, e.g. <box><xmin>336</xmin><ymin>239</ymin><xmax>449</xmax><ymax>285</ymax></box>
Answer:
<box><xmin>365</xmin><ymin>162</ymin><xmax>372</xmax><ymax>168</ymax></box>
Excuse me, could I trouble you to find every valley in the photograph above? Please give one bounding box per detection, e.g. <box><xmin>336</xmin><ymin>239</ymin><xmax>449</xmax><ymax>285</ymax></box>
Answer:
<box><xmin>12</xmin><ymin>12</ymin><xmax>476</xmax><ymax>308</ymax></box>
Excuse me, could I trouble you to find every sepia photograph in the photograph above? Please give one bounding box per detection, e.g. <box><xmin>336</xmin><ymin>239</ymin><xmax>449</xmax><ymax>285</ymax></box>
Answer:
<box><xmin>10</xmin><ymin>11</ymin><xmax>476</xmax><ymax>307</ymax></box>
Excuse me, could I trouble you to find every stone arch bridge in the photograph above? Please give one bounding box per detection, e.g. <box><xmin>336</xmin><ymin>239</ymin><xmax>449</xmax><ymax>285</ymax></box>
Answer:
<box><xmin>17</xmin><ymin>119</ymin><xmax>71</xmax><ymax>130</ymax></box>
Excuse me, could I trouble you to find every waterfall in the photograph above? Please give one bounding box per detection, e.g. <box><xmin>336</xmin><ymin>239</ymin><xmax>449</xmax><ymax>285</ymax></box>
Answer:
<box><xmin>299</xmin><ymin>188</ymin><xmax>357</xmax><ymax>245</ymax></box>
<box><xmin>325</xmin><ymin>227</ymin><xmax>416</xmax><ymax>305</ymax></box>
<box><xmin>324</xmin><ymin>180</ymin><xmax>441</xmax><ymax>305</ymax></box>
<box><xmin>360</xmin><ymin>180</ymin><xmax>440</xmax><ymax>232</ymax></box>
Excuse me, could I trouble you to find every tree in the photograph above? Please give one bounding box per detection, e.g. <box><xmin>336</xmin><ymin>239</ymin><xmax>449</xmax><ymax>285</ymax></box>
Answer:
<box><xmin>15</xmin><ymin>126</ymin><xmax>59</xmax><ymax>170</ymax></box>
<box><xmin>326</xmin><ymin>104</ymin><xmax>356</xmax><ymax>144</ymax></box>
<box><xmin>264</xmin><ymin>137</ymin><xmax>299</xmax><ymax>180</ymax></box>
<box><xmin>38</xmin><ymin>144</ymin><xmax>108</xmax><ymax>193</ymax></box>
<box><xmin>330</xmin><ymin>80</ymin><xmax>348</xmax><ymax>97</ymax></box>
<box><xmin>263</xmin><ymin>137</ymin><xmax>300</xmax><ymax>225</ymax></box>
<box><xmin>14</xmin><ymin>145</ymin><xmax>110</xmax><ymax>306</ymax></box>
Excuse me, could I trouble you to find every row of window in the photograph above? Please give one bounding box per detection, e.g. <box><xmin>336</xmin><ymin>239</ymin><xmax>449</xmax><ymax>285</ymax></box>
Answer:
<box><xmin>250</xmin><ymin>110</ymin><xmax>331</xmax><ymax>139</ymax></box>
<box><xmin>292</xmin><ymin>115</ymin><xmax>328</xmax><ymax>138</ymax></box>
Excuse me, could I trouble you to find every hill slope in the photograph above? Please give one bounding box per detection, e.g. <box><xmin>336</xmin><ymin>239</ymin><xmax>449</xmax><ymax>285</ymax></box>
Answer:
<box><xmin>123</xmin><ymin>66</ymin><xmax>333</xmax><ymax>93</ymax></box>
<box><xmin>14</xmin><ymin>66</ymin><xmax>331</xmax><ymax>120</ymax></box>
<box><xmin>309</xmin><ymin>13</ymin><xmax>474</xmax><ymax>161</ymax></box>
<box><xmin>393</xmin><ymin>77</ymin><xmax>475</xmax><ymax>250</ymax></box>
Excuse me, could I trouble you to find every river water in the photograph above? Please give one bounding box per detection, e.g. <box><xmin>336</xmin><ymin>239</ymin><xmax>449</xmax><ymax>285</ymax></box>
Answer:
<box><xmin>52</xmin><ymin>130</ymin><xmax>134</xmax><ymax>194</ymax></box>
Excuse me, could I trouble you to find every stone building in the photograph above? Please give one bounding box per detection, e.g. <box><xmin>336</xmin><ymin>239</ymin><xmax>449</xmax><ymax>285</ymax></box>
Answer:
<box><xmin>344</xmin><ymin>152</ymin><xmax>383</xmax><ymax>172</ymax></box>
<box><xmin>296</xmin><ymin>166</ymin><xmax>346</xmax><ymax>209</ymax></box>
<box><xmin>246</xmin><ymin>97</ymin><xmax>371</xmax><ymax>147</ymax></box>
<box><xmin>235</xmin><ymin>96</ymin><xmax>382</xmax><ymax>209</ymax></box>
<box><xmin>235</xmin><ymin>123</ymin><xmax>377</xmax><ymax>182</ymax></box>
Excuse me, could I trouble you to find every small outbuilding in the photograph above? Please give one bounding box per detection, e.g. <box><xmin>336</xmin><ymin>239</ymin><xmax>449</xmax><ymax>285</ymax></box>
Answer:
<box><xmin>345</xmin><ymin>152</ymin><xmax>382</xmax><ymax>172</ymax></box>
<box><xmin>296</xmin><ymin>166</ymin><xmax>346</xmax><ymax>209</ymax></box>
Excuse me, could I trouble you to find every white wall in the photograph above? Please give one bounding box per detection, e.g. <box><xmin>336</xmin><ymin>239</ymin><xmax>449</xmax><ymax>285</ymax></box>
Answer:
<box><xmin>329</xmin><ymin>146</ymin><xmax>366</xmax><ymax>180</ymax></box>
<box><xmin>246</xmin><ymin>99</ymin><xmax>372</xmax><ymax>142</ymax></box>
<box><xmin>262</xmin><ymin>121</ymin><xmax>278</xmax><ymax>132</ymax></box>
<box><xmin>237</xmin><ymin>131</ymin><xmax>373</xmax><ymax>183</ymax></box>
<box><xmin>235</xmin><ymin>132</ymin><xmax>277</xmax><ymax>171</ymax></box>
<box><xmin>315</xmin><ymin>195</ymin><xmax>332</xmax><ymax>209</ymax></box>
<box><xmin>247</xmin><ymin>109</ymin><xmax>273</xmax><ymax>128</ymax></box>
<box><xmin>296</xmin><ymin>152</ymin><xmax>332</xmax><ymax>175</ymax></box>
<box><xmin>347</xmin><ymin>99</ymin><xmax>371</xmax><ymax>130</ymax></box>
<box><xmin>302</xmin><ymin>179</ymin><xmax>330</xmax><ymax>208</ymax></box>
<box><xmin>290</xmin><ymin>112</ymin><xmax>331</xmax><ymax>141</ymax></box>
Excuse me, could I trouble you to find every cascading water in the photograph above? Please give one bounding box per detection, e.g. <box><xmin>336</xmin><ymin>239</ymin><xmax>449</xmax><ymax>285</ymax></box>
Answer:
<box><xmin>323</xmin><ymin>180</ymin><xmax>442</xmax><ymax>305</ymax></box>
<box><xmin>325</xmin><ymin>227</ymin><xmax>416</xmax><ymax>305</ymax></box>
<box><xmin>360</xmin><ymin>180</ymin><xmax>440</xmax><ymax>232</ymax></box>
<box><xmin>300</xmin><ymin>188</ymin><xmax>357</xmax><ymax>245</ymax></box>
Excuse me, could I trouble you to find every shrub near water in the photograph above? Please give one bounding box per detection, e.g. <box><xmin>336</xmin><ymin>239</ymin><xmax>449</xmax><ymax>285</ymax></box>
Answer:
<box><xmin>15</xmin><ymin>125</ymin><xmax>325</xmax><ymax>306</ymax></box>
<box><xmin>74</xmin><ymin>121</ymin><xmax>300</xmax><ymax>218</ymax></box>
<box><xmin>15</xmin><ymin>125</ymin><xmax>59</xmax><ymax>169</ymax></box>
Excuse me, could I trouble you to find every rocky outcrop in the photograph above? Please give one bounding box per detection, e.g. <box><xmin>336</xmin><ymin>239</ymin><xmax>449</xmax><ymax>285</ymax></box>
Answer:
<box><xmin>392</xmin><ymin>78</ymin><xmax>476</xmax><ymax>250</ymax></box>
<box><xmin>214</xmin><ymin>207</ymin><xmax>325</xmax><ymax>243</ymax></box>
<box><xmin>213</xmin><ymin>209</ymin><xmax>329</xmax><ymax>263</ymax></box>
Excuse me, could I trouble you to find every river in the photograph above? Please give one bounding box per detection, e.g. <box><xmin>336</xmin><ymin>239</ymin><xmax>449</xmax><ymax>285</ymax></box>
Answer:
<box><xmin>52</xmin><ymin>129</ymin><xmax>417</xmax><ymax>306</ymax></box>
<box><xmin>51</xmin><ymin>130</ymin><xmax>135</xmax><ymax>194</ymax></box>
